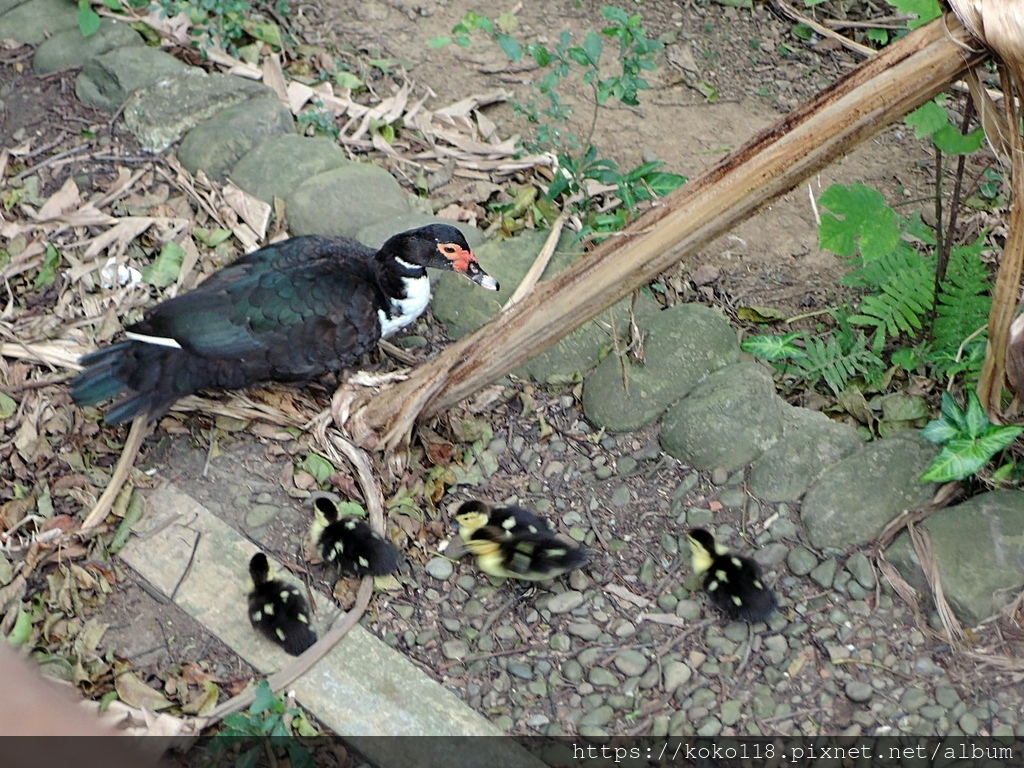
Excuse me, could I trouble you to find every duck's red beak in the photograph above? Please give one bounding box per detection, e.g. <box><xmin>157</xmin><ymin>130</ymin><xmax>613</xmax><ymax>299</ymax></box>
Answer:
<box><xmin>443</xmin><ymin>245</ymin><xmax>499</xmax><ymax>291</ymax></box>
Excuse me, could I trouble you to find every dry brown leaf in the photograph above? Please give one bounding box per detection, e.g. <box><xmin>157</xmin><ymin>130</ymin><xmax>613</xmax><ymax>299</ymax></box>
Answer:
<box><xmin>34</xmin><ymin>177</ymin><xmax>81</xmax><ymax>221</ymax></box>
<box><xmin>222</xmin><ymin>182</ymin><xmax>271</xmax><ymax>241</ymax></box>
<box><xmin>115</xmin><ymin>670</ymin><xmax>175</xmax><ymax>712</ymax></box>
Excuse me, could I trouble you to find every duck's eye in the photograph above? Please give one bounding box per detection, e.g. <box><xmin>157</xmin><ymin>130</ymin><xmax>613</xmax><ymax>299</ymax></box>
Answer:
<box><xmin>439</xmin><ymin>243</ymin><xmax>458</xmax><ymax>255</ymax></box>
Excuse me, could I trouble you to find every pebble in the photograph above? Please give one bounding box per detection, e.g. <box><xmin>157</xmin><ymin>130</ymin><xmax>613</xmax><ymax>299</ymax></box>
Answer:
<box><xmin>441</xmin><ymin>639</ymin><xmax>469</xmax><ymax>660</ymax></box>
<box><xmin>610</xmin><ymin>484</ymin><xmax>632</xmax><ymax>506</ymax></box>
<box><xmin>900</xmin><ymin>688</ymin><xmax>929</xmax><ymax>711</ymax></box>
<box><xmin>393</xmin><ymin>604</ymin><xmax>414</xmax><ymax>620</ymax></box>
<box><xmin>786</xmin><ymin>546</ymin><xmax>818</xmax><ymax>575</ymax></box>
<box><xmin>697</xmin><ymin>717</ymin><xmax>723</xmax><ymax>736</ymax></box>
<box><xmin>720</xmin><ymin>700</ymin><xmax>743</xmax><ymax>726</ymax></box>
<box><xmin>675</xmin><ymin>599</ymin><xmax>703</xmax><ymax>620</ymax></box>
<box><xmin>508</xmin><ymin>662</ymin><xmax>533</xmax><ymax>680</ymax></box>
<box><xmin>549</xmin><ymin>634</ymin><xmax>571</xmax><ymax>652</ymax></box>
<box><xmin>589</xmin><ymin>667</ymin><xmax>619</xmax><ymax>687</ymax></box>
<box><xmin>425</xmin><ymin>557</ymin><xmax>454</xmax><ymax>581</ymax></box>
<box><xmin>959</xmin><ymin>712</ymin><xmax>979</xmax><ymax>734</ymax></box>
<box><xmin>613</xmin><ymin>650</ymin><xmax>649</xmax><ymax>677</ymax></box>
<box><xmin>752</xmin><ymin>542</ymin><xmax>787</xmax><ymax>566</ymax></box>
<box><xmin>768</xmin><ymin>518</ymin><xmax>798</xmax><ymax>540</ymax></box>
<box><xmin>663</xmin><ymin>661</ymin><xmax>692</xmax><ymax>693</ymax></box>
<box><xmin>711</xmin><ymin>467</ymin><xmax>729</xmax><ymax>485</ymax></box>
<box><xmin>547</xmin><ymin>590</ymin><xmax>585</xmax><ymax>614</ymax></box>
<box><xmin>809</xmin><ymin>558</ymin><xmax>838</xmax><ymax>588</ymax></box>
<box><xmin>244</xmin><ymin>504</ymin><xmax>278</xmax><ymax>528</ymax></box>
<box><xmin>686</xmin><ymin>508</ymin><xmax>714</xmax><ymax>527</ymax></box>
<box><xmin>616</xmin><ymin>456</ymin><xmax>638</xmax><ymax>475</ymax></box>
<box><xmin>845</xmin><ymin>551</ymin><xmax>876</xmax><ymax>588</ymax></box>
<box><xmin>845</xmin><ymin>680</ymin><xmax>873</xmax><ymax>703</ymax></box>
<box><xmin>562</xmin><ymin>659</ymin><xmax>584</xmax><ymax>683</ymax></box>
<box><xmin>579</xmin><ymin>705</ymin><xmax>614</xmax><ymax>727</ymax></box>
<box><xmin>594</xmin><ymin>465</ymin><xmax>613</xmax><ymax>480</ymax></box>
<box><xmin>568</xmin><ymin>622</ymin><xmax>601</xmax><ymax>640</ymax></box>
<box><xmin>718</xmin><ymin>489</ymin><xmax>744</xmax><ymax>508</ymax></box>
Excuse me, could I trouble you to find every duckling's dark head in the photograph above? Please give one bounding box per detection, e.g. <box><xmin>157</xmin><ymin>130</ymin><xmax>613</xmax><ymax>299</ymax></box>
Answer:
<box><xmin>380</xmin><ymin>224</ymin><xmax>499</xmax><ymax>291</ymax></box>
<box><xmin>249</xmin><ymin>552</ymin><xmax>271</xmax><ymax>585</ymax></box>
<box><xmin>686</xmin><ymin>528</ymin><xmax>717</xmax><ymax>555</ymax></box>
<box><xmin>312</xmin><ymin>494</ymin><xmax>340</xmax><ymax>525</ymax></box>
<box><xmin>455</xmin><ymin>499</ymin><xmax>492</xmax><ymax>534</ymax></box>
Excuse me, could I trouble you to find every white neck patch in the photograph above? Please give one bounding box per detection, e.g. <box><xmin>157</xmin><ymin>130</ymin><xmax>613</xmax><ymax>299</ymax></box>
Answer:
<box><xmin>378</xmin><ymin>273</ymin><xmax>431</xmax><ymax>337</ymax></box>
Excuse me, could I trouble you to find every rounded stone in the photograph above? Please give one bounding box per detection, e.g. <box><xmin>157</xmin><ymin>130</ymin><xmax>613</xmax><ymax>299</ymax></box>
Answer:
<box><xmin>844</xmin><ymin>681</ymin><xmax>873</xmax><ymax>703</ymax></box>
<box><xmin>613</xmin><ymin>650</ymin><xmax>649</xmax><ymax>677</ymax></box>
<box><xmin>425</xmin><ymin>557</ymin><xmax>455</xmax><ymax>581</ymax></box>
<box><xmin>786</xmin><ymin>546</ymin><xmax>818</xmax><ymax>575</ymax></box>
<box><xmin>546</xmin><ymin>590</ymin><xmax>585</xmax><ymax>614</ymax></box>
<box><xmin>441</xmin><ymin>639</ymin><xmax>469</xmax><ymax>660</ymax></box>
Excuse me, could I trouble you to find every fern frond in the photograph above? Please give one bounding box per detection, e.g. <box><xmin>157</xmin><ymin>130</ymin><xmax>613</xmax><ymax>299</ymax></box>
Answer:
<box><xmin>933</xmin><ymin>237</ymin><xmax>991</xmax><ymax>353</ymax></box>
<box><xmin>847</xmin><ymin>243</ymin><xmax>934</xmax><ymax>341</ymax></box>
<box><xmin>793</xmin><ymin>332</ymin><xmax>885</xmax><ymax>395</ymax></box>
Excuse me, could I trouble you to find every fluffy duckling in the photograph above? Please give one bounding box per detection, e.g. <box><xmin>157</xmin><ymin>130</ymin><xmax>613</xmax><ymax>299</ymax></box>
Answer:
<box><xmin>455</xmin><ymin>499</ymin><xmax>587</xmax><ymax>582</ymax></box>
<box><xmin>247</xmin><ymin>553</ymin><xmax>316</xmax><ymax>656</ymax></box>
<box><xmin>310</xmin><ymin>495</ymin><xmax>401</xmax><ymax>577</ymax></box>
<box><xmin>686</xmin><ymin>528</ymin><xmax>776</xmax><ymax>623</ymax></box>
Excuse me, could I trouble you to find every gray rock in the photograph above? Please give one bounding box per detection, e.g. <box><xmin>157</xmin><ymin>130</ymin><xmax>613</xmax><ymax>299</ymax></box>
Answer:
<box><xmin>845</xmin><ymin>552</ymin><xmax>876</xmax><ymax>589</ymax></box>
<box><xmin>660</xmin><ymin>363</ymin><xmax>785</xmax><ymax>471</ymax></box>
<box><xmin>747</xmin><ymin>404</ymin><xmax>865</xmax><ymax>502</ymax></box>
<box><xmin>886</xmin><ymin>490</ymin><xmax>1024</xmax><ymax>625</ymax></box>
<box><xmin>845</xmin><ymin>680</ymin><xmax>873</xmax><ymax>703</ymax></box>
<box><xmin>809</xmin><ymin>558</ymin><xmax>838</xmax><ymax>588</ymax></box>
<box><xmin>588</xmin><ymin>667</ymin><xmax>619</xmax><ymax>687</ymax></box>
<box><xmin>752</xmin><ymin>542</ymin><xmax>787</xmax><ymax>567</ymax></box>
<box><xmin>230</xmin><ymin>135</ymin><xmax>349</xmax><ymax>203</ymax></box>
<box><xmin>720</xmin><ymin>699</ymin><xmax>743</xmax><ymax>726</ymax></box>
<box><xmin>613</xmin><ymin>650</ymin><xmax>648</xmax><ymax>677</ymax></box>
<box><xmin>787</xmin><ymin>546</ymin><xmax>818</xmax><ymax>575</ymax></box>
<box><xmin>77</xmin><ymin>46</ymin><xmax>191</xmax><ymax>113</ymax></box>
<box><xmin>431</xmin><ymin>228</ymin><xmax>661</xmax><ymax>382</ymax></box>
<box><xmin>441</xmin><ymin>638</ymin><xmax>468</xmax><ymax>660</ymax></box>
<box><xmin>801</xmin><ymin>433</ymin><xmax>940</xmax><ymax>549</ymax></box>
<box><xmin>122</xmin><ymin>70</ymin><xmax>274</xmax><ymax>151</ymax></box>
<box><xmin>900</xmin><ymin>687</ymin><xmax>929</xmax><ymax>711</ymax></box>
<box><xmin>582</xmin><ymin>303</ymin><xmax>740</xmax><ymax>432</ymax></box>
<box><xmin>567</xmin><ymin>622</ymin><xmax>601</xmax><ymax>640</ymax></box>
<box><xmin>424</xmin><ymin>556</ymin><xmax>454</xmax><ymax>580</ymax></box>
<box><xmin>0</xmin><ymin>0</ymin><xmax>78</xmax><ymax>44</ymax></box>
<box><xmin>356</xmin><ymin>213</ymin><xmax>484</xmax><ymax>249</ymax></box>
<box><xmin>0</xmin><ymin>0</ymin><xmax>27</xmax><ymax>17</ymax></box>
<box><xmin>286</xmin><ymin>163</ymin><xmax>409</xmax><ymax>237</ymax></box>
<box><xmin>32</xmin><ymin>18</ymin><xmax>142</xmax><ymax>73</ymax></box>
<box><xmin>610</xmin><ymin>484</ymin><xmax>631</xmax><ymax>507</ymax></box>
<box><xmin>177</xmin><ymin>96</ymin><xmax>295</xmax><ymax>179</ymax></box>
<box><xmin>546</xmin><ymin>590</ymin><xmax>585</xmax><ymax>614</ymax></box>
<box><xmin>662</xmin><ymin>661</ymin><xmax>692</xmax><ymax>694</ymax></box>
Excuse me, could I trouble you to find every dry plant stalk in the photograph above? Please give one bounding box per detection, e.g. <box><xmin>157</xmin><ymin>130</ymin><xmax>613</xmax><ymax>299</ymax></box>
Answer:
<box><xmin>345</xmin><ymin>14</ymin><xmax>986</xmax><ymax>452</ymax></box>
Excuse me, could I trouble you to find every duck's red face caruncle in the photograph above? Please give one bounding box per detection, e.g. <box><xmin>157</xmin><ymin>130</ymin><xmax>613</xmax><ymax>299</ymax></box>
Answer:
<box><xmin>438</xmin><ymin>242</ymin><xmax>499</xmax><ymax>291</ymax></box>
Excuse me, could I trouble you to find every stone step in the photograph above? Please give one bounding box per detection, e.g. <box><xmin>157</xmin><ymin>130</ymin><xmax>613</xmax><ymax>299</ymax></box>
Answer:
<box><xmin>119</xmin><ymin>484</ymin><xmax>543</xmax><ymax>768</ymax></box>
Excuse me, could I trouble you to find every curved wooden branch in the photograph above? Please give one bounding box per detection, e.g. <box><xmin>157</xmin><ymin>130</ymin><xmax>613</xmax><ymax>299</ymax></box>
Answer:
<box><xmin>347</xmin><ymin>14</ymin><xmax>985</xmax><ymax>452</ymax></box>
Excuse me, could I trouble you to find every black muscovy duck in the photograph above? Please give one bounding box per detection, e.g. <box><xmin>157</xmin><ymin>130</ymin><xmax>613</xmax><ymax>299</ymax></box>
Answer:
<box><xmin>247</xmin><ymin>552</ymin><xmax>317</xmax><ymax>656</ymax></box>
<box><xmin>71</xmin><ymin>224</ymin><xmax>498</xmax><ymax>425</ymax></box>
<box><xmin>686</xmin><ymin>528</ymin><xmax>777</xmax><ymax>623</ymax></box>
<box><xmin>455</xmin><ymin>499</ymin><xmax>588</xmax><ymax>582</ymax></box>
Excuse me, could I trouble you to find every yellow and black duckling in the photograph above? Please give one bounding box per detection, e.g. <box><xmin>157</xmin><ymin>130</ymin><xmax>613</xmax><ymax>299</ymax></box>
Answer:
<box><xmin>455</xmin><ymin>499</ymin><xmax>587</xmax><ymax>582</ymax></box>
<box><xmin>247</xmin><ymin>553</ymin><xmax>316</xmax><ymax>656</ymax></box>
<box><xmin>310</xmin><ymin>495</ymin><xmax>401</xmax><ymax>577</ymax></box>
<box><xmin>686</xmin><ymin>528</ymin><xmax>776</xmax><ymax>623</ymax></box>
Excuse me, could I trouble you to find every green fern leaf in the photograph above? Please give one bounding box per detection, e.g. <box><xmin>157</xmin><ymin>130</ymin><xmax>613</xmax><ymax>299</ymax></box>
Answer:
<box><xmin>793</xmin><ymin>332</ymin><xmax>885</xmax><ymax>395</ymax></box>
<box><xmin>848</xmin><ymin>248</ymin><xmax>933</xmax><ymax>341</ymax></box>
<box><xmin>933</xmin><ymin>237</ymin><xmax>991</xmax><ymax>352</ymax></box>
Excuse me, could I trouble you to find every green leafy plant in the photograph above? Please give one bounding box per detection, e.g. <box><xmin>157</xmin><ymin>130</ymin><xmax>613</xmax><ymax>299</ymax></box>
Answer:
<box><xmin>156</xmin><ymin>0</ymin><xmax>286</xmax><ymax>55</ymax></box>
<box><xmin>919</xmin><ymin>391</ymin><xmax>1021</xmax><ymax>482</ymax></box>
<box><xmin>214</xmin><ymin>680</ymin><xmax>317</xmax><ymax>768</ymax></box>
<box><xmin>433</xmin><ymin>7</ymin><xmax>686</xmax><ymax>243</ymax></box>
<box><xmin>296</xmin><ymin>102</ymin><xmax>340</xmax><ymax>139</ymax></box>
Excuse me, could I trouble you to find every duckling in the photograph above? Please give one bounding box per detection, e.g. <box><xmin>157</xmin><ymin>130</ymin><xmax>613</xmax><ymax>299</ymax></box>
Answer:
<box><xmin>456</xmin><ymin>499</ymin><xmax>556</xmax><ymax>539</ymax></box>
<box><xmin>455</xmin><ymin>500</ymin><xmax>587</xmax><ymax>582</ymax></box>
<box><xmin>310</xmin><ymin>495</ymin><xmax>401</xmax><ymax>577</ymax></box>
<box><xmin>686</xmin><ymin>528</ymin><xmax>776</xmax><ymax>623</ymax></box>
<box><xmin>247</xmin><ymin>553</ymin><xmax>316</xmax><ymax>656</ymax></box>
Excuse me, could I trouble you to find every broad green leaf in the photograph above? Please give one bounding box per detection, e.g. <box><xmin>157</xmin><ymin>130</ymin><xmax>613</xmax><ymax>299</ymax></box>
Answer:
<box><xmin>193</xmin><ymin>227</ymin><xmax>232</xmax><ymax>247</ymax></box>
<box><xmin>299</xmin><ymin>453</ymin><xmax>333</xmax><ymax>484</ymax></box>
<box><xmin>886</xmin><ymin>0</ymin><xmax>942</xmax><ymax>30</ymax></box>
<box><xmin>583</xmin><ymin>30</ymin><xmax>603</xmax><ymax>66</ymax></box>
<box><xmin>250</xmin><ymin>680</ymin><xmax>278</xmax><ymax>716</ymax></box>
<box><xmin>963</xmin><ymin>390</ymin><xmax>989</xmax><ymax>439</ymax></box>
<box><xmin>334</xmin><ymin>71</ymin><xmax>364</xmax><ymax>90</ymax></box>
<box><xmin>938</xmin><ymin>390</ymin><xmax>965</xmax><ymax>429</ymax></box>
<box><xmin>287</xmin><ymin>742</ymin><xmax>317</xmax><ymax>768</ymax></box>
<box><xmin>904</xmin><ymin>100</ymin><xmax>947</xmax><ymax>139</ymax></box>
<box><xmin>496</xmin><ymin>12</ymin><xmax>518</xmax><ymax>33</ymax></box>
<box><xmin>601</xmin><ymin>6</ymin><xmax>629</xmax><ymax>25</ymax></box>
<box><xmin>6</xmin><ymin>608</ymin><xmax>32</xmax><ymax>647</ymax></box>
<box><xmin>527</xmin><ymin>42</ymin><xmax>551</xmax><ymax>67</ymax></box>
<box><xmin>427</xmin><ymin>35</ymin><xmax>451</xmax><ymax>48</ymax></box>
<box><xmin>335</xmin><ymin>501</ymin><xmax>368</xmax><ymax>518</ymax></box>
<box><xmin>932</xmin><ymin>125</ymin><xmax>985</xmax><ymax>155</ymax></box>
<box><xmin>78</xmin><ymin>0</ymin><xmax>101</xmax><ymax>37</ymax></box>
<box><xmin>141</xmin><ymin>241</ymin><xmax>185</xmax><ymax>288</ymax></box>
<box><xmin>242</xmin><ymin>19</ymin><xmax>282</xmax><ymax>49</ymax></box>
<box><xmin>977</xmin><ymin>425</ymin><xmax>1023</xmax><ymax>456</ymax></box>
<box><xmin>496</xmin><ymin>33</ymin><xmax>523</xmax><ymax>61</ymax></box>
<box><xmin>0</xmin><ymin>391</ymin><xmax>16</xmax><ymax>419</ymax></box>
<box><xmin>236</xmin><ymin>746</ymin><xmax>261</xmax><ymax>768</ymax></box>
<box><xmin>818</xmin><ymin>183</ymin><xmax>900</xmax><ymax>262</ymax></box>
<box><xmin>920</xmin><ymin>439</ymin><xmax>987</xmax><ymax>482</ymax></box>
<box><xmin>920</xmin><ymin>418</ymin><xmax>959</xmax><ymax>444</ymax></box>
<box><xmin>34</xmin><ymin>243</ymin><xmax>61</xmax><ymax>289</ymax></box>
<box><xmin>643</xmin><ymin>171</ymin><xmax>687</xmax><ymax>197</ymax></box>
<box><xmin>867</xmin><ymin>28</ymin><xmax>888</xmax><ymax>45</ymax></box>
